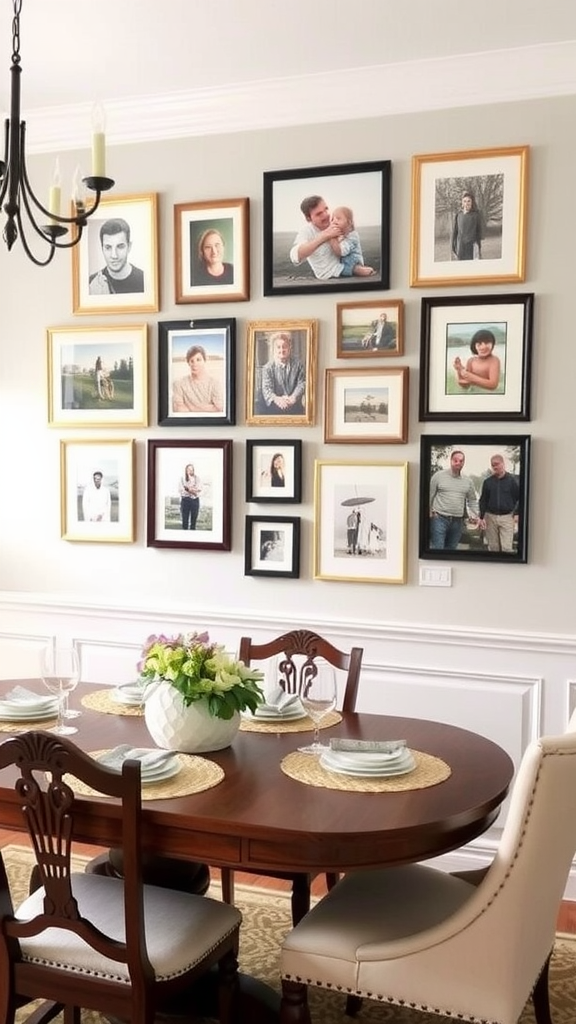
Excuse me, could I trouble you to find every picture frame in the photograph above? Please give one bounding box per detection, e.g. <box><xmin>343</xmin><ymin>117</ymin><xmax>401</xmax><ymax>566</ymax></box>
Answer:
<box><xmin>60</xmin><ymin>438</ymin><xmax>135</xmax><ymax>543</ymax></box>
<box><xmin>263</xmin><ymin>160</ymin><xmax>391</xmax><ymax>296</ymax></box>
<box><xmin>244</xmin><ymin>515</ymin><xmax>301</xmax><ymax>578</ymax></box>
<box><xmin>419</xmin><ymin>434</ymin><xmax>531</xmax><ymax>563</ymax></box>
<box><xmin>157</xmin><ymin>317</ymin><xmax>236</xmax><ymax>427</ymax></box>
<box><xmin>246</xmin><ymin>439</ymin><xmax>302</xmax><ymax>503</ymax></box>
<box><xmin>72</xmin><ymin>193</ymin><xmax>159</xmax><ymax>314</ymax></box>
<box><xmin>146</xmin><ymin>439</ymin><xmax>232</xmax><ymax>551</ymax></box>
<box><xmin>325</xmin><ymin>367</ymin><xmax>409</xmax><ymax>444</ymax></box>
<box><xmin>336</xmin><ymin>299</ymin><xmax>404</xmax><ymax>358</ymax></box>
<box><xmin>314</xmin><ymin>460</ymin><xmax>408</xmax><ymax>584</ymax></box>
<box><xmin>410</xmin><ymin>145</ymin><xmax>529</xmax><ymax>287</ymax></box>
<box><xmin>174</xmin><ymin>197</ymin><xmax>249</xmax><ymax>304</ymax></box>
<box><xmin>419</xmin><ymin>293</ymin><xmax>533</xmax><ymax>422</ymax></box>
<box><xmin>245</xmin><ymin>319</ymin><xmax>317</xmax><ymax>427</ymax></box>
<box><xmin>47</xmin><ymin>324</ymin><xmax>148</xmax><ymax>428</ymax></box>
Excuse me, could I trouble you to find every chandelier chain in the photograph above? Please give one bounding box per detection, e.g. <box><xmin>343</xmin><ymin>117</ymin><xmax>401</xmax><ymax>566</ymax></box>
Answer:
<box><xmin>12</xmin><ymin>0</ymin><xmax>22</xmax><ymax>64</ymax></box>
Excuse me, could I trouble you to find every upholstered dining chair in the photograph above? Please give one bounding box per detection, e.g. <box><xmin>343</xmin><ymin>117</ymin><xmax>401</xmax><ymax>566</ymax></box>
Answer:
<box><xmin>0</xmin><ymin>730</ymin><xmax>242</xmax><ymax>1024</ymax></box>
<box><xmin>278</xmin><ymin>712</ymin><xmax>576</xmax><ymax>1024</ymax></box>
<box><xmin>219</xmin><ymin>629</ymin><xmax>363</xmax><ymax>925</ymax></box>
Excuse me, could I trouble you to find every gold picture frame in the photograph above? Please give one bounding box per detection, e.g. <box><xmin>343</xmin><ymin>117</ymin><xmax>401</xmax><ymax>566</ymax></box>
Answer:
<box><xmin>410</xmin><ymin>146</ymin><xmax>529</xmax><ymax>287</ymax></box>
<box><xmin>324</xmin><ymin>367</ymin><xmax>409</xmax><ymax>444</ymax></box>
<box><xmin>245</xmin><ymin>319</ymin><xmax>317</xmax><ymax>426</ymax></box>
<box><xmin>336</xmin><ymin>299</ymin><xmax>404</xmax><ymax>358</ymax></box>
<box><xmin>60</xmin><ymin>438</ymin><xmax>135</xmax><ymax>543</ymax></box>
<box><xmin>174</xmin><ymin>197</ymin><xmax>250</xmax><ymax>304</ymax></box>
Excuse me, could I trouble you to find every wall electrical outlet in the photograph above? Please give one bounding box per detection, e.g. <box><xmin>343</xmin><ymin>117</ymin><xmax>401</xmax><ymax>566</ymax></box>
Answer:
<box><xmin>419</xmin><ymin>566</ymin><xmax>452</xmax><ymax>587</ymax></box>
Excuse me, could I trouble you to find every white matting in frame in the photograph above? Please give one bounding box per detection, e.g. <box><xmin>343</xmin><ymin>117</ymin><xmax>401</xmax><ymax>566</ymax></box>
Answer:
<box><xmin>60</xmin><ymin>439</ymin><xmax>135</xmax><ymax>543</ymax></box>
<box><xmin>314</xmin><ymin>460</ymin><xmax>407</xmax><ymax>584</ymax></box>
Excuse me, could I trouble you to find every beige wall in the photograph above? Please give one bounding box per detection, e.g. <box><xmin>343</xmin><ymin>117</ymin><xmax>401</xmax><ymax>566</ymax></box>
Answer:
<box><xmin>0</xmin><ymin>94</ymin><xmax>574</xmax><ymax>634</ymax></box>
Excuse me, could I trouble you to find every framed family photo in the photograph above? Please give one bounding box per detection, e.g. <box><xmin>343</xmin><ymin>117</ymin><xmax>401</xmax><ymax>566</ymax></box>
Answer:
<box><xmin>410</xmin><ymin>146</ymin><xmax>529</xmax><ymax>287</ymax></box>
<box><xmin>72</xmin><ymin>193</ymin><xmax>159</xmax><ymax>314</ymax></box>
<box><xmin>47</xmin><ymin>324</ymin><xmax>148</xmax><ymax>428</ymax></box>
<box><xmin>419</xmin><ymin>293</ymin><xmax>533</xmax><ymax>421</ymax></box>
<box><xmin>245</xmin><ymin>319</ymin><xmax>317</xmax><ymax>427</ymax></box>
<box><xmin>419</xmin><ymin>434</ymin><xmax>531</xmax><ymax>563</ymax></box>
<box><xmin>336</xmin><ymin>299</ymin><xmax>404</xmax><ymax>358</ymax></box>
<box><xmin>246</xmin><ymin>439</ymin><xmax>302</xmax><ymax>503</ymax></box>
<box><xmin>324</xmin><ymin>367</ymin><xmax>409</xmax><ymax>444</ymax></box>
<box><xmin>158</xmin><ymin>317</ymin><xmax>236</xmax><ymax>427</ymax></box>
<box><xmin>244</xmin><ymin>516</ymin><xmax>301</xmax><ymax>578</ymax></box>
<box><xmin>174</xmin><ymin>197</ymin><xmax>249</xmax><ymax>304</ymax></box>
<box><xmin>263</xmin><ymin>160</ymin><xmax>391</xmax><ymax>296</ymax></box>
<box><xmin>60</xmin><ymin>438</ymin><xmax>135</xmax><ymax>543</ymax></box>
<box><xmin>314</xmin><ymin>460</ymin><xmax>408</xmax><ymax>584</ymax></box>
<box><xmin>146</xmin><ymin>439</ymin><xmax>232</xmax><ymax>551</ymax></box>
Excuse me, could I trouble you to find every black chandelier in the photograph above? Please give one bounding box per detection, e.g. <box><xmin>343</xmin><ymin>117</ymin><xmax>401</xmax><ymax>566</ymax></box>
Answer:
<box><xmin>0</xmin><ymin>0</ymin><xmax>115</xmax><ymax>266</ymax></box>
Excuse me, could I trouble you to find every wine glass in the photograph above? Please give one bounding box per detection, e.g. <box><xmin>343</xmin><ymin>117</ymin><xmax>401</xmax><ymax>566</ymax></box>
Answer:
<box><xmin>40</xmin><ymin>645</ymin><xmax>80</xmax><ymax>736</ymax></box>
<box><xmin>298</xmin><ymin>662</ymin><xmax>337</xmax><ymax>755</ymax></box>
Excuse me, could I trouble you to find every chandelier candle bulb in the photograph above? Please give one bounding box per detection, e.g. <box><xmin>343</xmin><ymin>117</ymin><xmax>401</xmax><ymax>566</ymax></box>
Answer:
<box><xmin>48</xmin><ymin>159</ymin><xmax>61</xmax><ymax>220</ymax></box>
<box><xmin>91</xmin><ymin>102</ymin><xmax>106</xmax><ymax>177</ymax></box>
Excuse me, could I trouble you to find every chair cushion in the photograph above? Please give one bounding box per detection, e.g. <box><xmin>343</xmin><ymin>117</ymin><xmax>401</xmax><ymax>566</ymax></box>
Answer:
<box><xmin>16</xmin><ymin>872</ymin><xmax>241</xmax><ymax>983</ymax></box>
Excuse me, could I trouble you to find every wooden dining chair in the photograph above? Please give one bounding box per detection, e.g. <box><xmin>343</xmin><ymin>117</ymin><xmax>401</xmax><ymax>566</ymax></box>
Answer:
<box><xmin>0</xmin><ymin>730</ymin><xmax>242</xmax><ymax>1024</ymax></box>
<box><xmin>220</xmin><ymin>629</ymin><xmax>363</xmax><ymax>925</ymax></box>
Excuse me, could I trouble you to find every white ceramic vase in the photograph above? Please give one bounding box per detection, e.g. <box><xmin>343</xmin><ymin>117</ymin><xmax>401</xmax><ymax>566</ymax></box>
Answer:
<box><xmin>143</xmin><ymin>680</ymin><xmax>240</xmax><ymax>753</ymax></box>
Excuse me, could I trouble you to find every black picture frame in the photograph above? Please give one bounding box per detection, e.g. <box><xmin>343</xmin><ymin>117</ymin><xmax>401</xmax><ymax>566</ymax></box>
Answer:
<box><xmin>263</xmin><ymin>160</ymin><xmax>391</xmax><ymax>296</ymax></box>
<box><xmin>244</xmin><ymin>515</ymin><xmax>301</xmax><ymax>578</ymax></box>
<box><xmin>147</xmin><ymin>439</ymin><xmax>232</xmax><ymax>551</ymax></box>
<box><xmin>245</xmin><ymin>440</ymin><xmax>302</xmax><ymax>503</ymax></box>
<box><xmin>419</xmin><ymin>293</ymin><xmax>533</xmax><ymax>422</ymax></box>
<box><xmin>158</xmin><ymin>317</ymin><xmax>235</xmax><ymax>427</ymax></box>
<box><xmin>419</xmin><ymin>434</ymin><xmax>531</xmax><ymax>563</ymax></box>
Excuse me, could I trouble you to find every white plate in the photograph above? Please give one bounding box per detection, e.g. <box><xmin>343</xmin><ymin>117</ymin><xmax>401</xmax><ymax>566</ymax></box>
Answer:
<box><xmin>325</xmin><ymin>749</ymin><xmax>409</xmax><ymax>770</ymax></box>
<box><xmin>0</xmin><ymin>705</ymin><xmax>58</xmax><ymax>721</ymax></box>
<box><xmin>111</xmin><ymin>686</ymin><xmax>144</xmax><ymax>706</ymax></box>
<box><xmin>141</xmin><ymin>758</ymin><xmax>182</xmax><ymax>784</ymax></box>
<box><xmin>244</xmin><ymin>706</ymin><xmax>307</xmax><ymax>722</ymax></box>
<box><xmin>320</xmin><ymin>750</ymin><xmax>416</xmax><ymax>777</ymax></box>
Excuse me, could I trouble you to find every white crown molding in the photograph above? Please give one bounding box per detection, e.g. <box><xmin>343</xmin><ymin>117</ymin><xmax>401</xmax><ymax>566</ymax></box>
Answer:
<box><xmin>13</xmin><ymin>40</ymin><xmax>576</xmax><ymax>155</ymax></box>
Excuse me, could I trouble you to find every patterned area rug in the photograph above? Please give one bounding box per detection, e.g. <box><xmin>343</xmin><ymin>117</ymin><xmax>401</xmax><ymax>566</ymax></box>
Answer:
<box><xmin>5</xmin><ymin>844</ymin><xmax>576</xmax><ymax>1024</ymax></box>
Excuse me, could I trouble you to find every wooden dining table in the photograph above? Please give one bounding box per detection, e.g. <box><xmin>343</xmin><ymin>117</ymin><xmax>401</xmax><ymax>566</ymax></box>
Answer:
<box><xmin>0</xmin><ymin>682</ymin><xmax>514</xmax><ymax>877</ymax></box>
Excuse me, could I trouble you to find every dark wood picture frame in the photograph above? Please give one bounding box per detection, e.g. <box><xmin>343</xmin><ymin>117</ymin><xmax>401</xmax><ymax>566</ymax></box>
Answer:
<box><xmin>263</xmin><ymin>160</ymin><xmax>391</xmax><ymax>296</ymax></box>
<box><xmin>245</xmin><ymin>439</ymin><xmax>302</xmax><ymax>503</ymax></box>
<box><xmin>244</xmin><ymin>515</ymin><xmax>301</xmax><ymax>578</ymax></box>
<box><xmin>146</xmin><ymin>438</ymin><xmax>232</xmax><ymax>551</ymax></box>
<box><xmin>419</xmin><ymin>434</ymin><xmax>531</xmax><ymax>563</ymax></box>
<box><xmin>158</xmin><ymin>317</ymin><xmax>236</xmax><ymax>427</ymax></box>
<box><xmin>324</xmin><ymin>367</ymin><xmax>409</xmax><ymax>444</ymax></box>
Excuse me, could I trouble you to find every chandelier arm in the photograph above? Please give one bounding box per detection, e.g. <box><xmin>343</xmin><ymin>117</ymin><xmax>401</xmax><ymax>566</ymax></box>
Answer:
<box><xmin>13</xmin><ymin>205</ymin><xmax>57</xmax><ymax>267</ymax></box>
<box><xmin>0</xmin><ymin>120</ymin><xmax>9</xmax><ymax>208</ymax></box>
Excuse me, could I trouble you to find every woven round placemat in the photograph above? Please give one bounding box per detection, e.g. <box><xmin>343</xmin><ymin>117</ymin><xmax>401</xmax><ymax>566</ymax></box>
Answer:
<box><xmin>0</xmin><ymin>716</ymin><xmax>58</xmax><ymax>733</ymax></box>
<box><xmin>239</xmin><ymin>709</ymin><xmax>342</xmax><ymax>734</ymax></box>
<box><xmin>67</xmin><ymin>751</ymin><xmax>224</xmax><ymax>801</ymax></box>
<box><xmin>280</xmin><ymin>748</ymin><xmax>451</xmax><ymax>792</ymax></box>
<box><xmin>81</xmin><ymin>689</ymin><xmax>144</xmax><ymax>717</ymax></box>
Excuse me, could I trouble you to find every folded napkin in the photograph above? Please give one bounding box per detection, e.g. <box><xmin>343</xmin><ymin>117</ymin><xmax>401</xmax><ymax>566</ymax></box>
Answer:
<box><xmin>330</xmin><ymin>738</ymin><xmax>406</xmax><ymax>754</ymax></box>
<box><xmin>264</xmin><ymin>685</ymin><xmax>301</xmax><ymax>712</ymax></box>
<box><xmin>98</xmin><ymin>745</ymin><xmax>175</xmax><ymax>772</ymax></box>
<box><xmin>3</xmin><ymin>686</ymin><xmax>58</xmax><ymax>707</ymax></box>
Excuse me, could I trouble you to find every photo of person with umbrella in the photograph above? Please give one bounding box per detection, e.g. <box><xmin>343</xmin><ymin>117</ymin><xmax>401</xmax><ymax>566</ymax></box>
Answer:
<box><xmin>340</xmin><ymin>491</ymin><xmax>382</xmax><ymax>557</ymax></box>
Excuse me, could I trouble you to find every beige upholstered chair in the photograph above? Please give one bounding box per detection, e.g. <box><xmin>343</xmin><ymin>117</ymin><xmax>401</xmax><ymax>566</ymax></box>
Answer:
<box><xmin>220</xmin><ymin>629</ymin><xmax>363</xmax><ymax>925</ymax></box>
<box><xmin>279</xmin><ymin>713</ymin><xmax>576</xmax><ymax>1024</ymax></box>
<box><xmin>0</xmin><ymin>730</ymin><xmax>242</xmax><ymax>1024</ymax></box>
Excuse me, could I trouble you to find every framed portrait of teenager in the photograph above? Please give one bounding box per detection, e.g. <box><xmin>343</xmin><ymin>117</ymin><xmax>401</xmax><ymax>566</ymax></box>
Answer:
<box><xmin>246</xmin><ymin>439</ymin><xmax>302</xmax><ymax>503</ymax></box>
<box><xmin>174</xmin><ymin>197</ymin><xmax>250</xmax><ymax>304</ymax></box>
<box><xmin>244</xmin><ymin>516</ymin><xmax>301</xmax><ymax>579</ymax></box>
<box><xmin>410</xmin><ymin>146</ymin><xmax>529</xmax><ymax>287</ymax></box>
<box><xmin>157</xmin><ymin>317</ymin><xmax>236</xmax><ymax>427</ymax></box>
<box><xmin>336</xmin><ymin>299</ymin><xmax>404</xmax><ymax>358</ymax></box>
<box><xmin>263</xmin><ymin>160</ymin><xmax>391</xmax><ymax>296</ymax></box>
<box><xmin>47</xmin><ymin>323</ymin><xmax>148</xmax><ymax>428</ymax></box>
<box><xmin>60</xmin><ymin>438</ymin><xmax>135</xmax><ymax>544</ymax></box>
<box><xmin>419</xmin><ymin>434</ymin><xmax>531</xmax><ymax>563</ymax></box>
<box><xmin>147</xmin><ymin>439</ymin><xmax>232</xmax><ymax>551</ymax></box>
<box><xmin>72</xmin><ymin>193</ymin><xmax>159</xmax><ymax>314</ymax></box>
<box><xmin>245</xmin><ymin>319</ymin><xmax>317</xmax><ymax>427</ymax></box>
<box><xmin>419</xmin><ymin>293</ymin><xmax>533</xmax><ymax>421</ymax></box>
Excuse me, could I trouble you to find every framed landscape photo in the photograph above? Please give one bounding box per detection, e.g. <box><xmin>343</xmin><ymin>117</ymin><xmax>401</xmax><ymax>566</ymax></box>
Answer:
<box><xmin>314</xmin><ymin>460</ymin><xmax>408</xmax><ymax>584</ymax></box>
<box><xmin>410</xmin><ymin>146</ymin><xmax>529</xmax><ymax>287</ymax></box>
<box><xmin>246</xmin><ymin>319</ymin><xmax>317</xmax><ymax>427</ymax></box>
<box><xmin>419</xmin><ymin>434</ymin><xmax>531</xmax><ymax>563</ymax></box>
<box><xmin>72</xmin><ymin>193</ymin><xmax>159</xmax><ymax>314</ymax></box>
<box><xmin>47</xmin><ymin>324</ymin><xmax>148</xmax><ymax>428</ymax></box>
<box><xmin>325</xmin><ymin>367</ymin><xmax>409</xmax><ymax>444</ymax></box>
<box><xmin>244</xmin><ymin>516</ymin><xmax>301</xmax><ymax>578</ymax></box>
<box><xmin>60</xmin><ymin>438</ymin><xmax>135</xmax><ymax>543</ymax></box>
<box><xmin>336</xmin><ymin>299</ymin><xmax>404</xmax><ymax>358</ymax></box>
<box><xmin>158</xmin><ymin>317</ymin><xmax>235</xmax><ymax>427</ymax></box>
<box><xmin>246</xmin><ymin>439</ymin><xmax>302</xmax><ymax>503</ymax></box>
<box><xmin>147</xmin><ymin>439</ymin><xmax>232</xmax><ymax>551</ymax></box>
<box><xmin>263</xmin><ymin>160</ymin><xmax>391</xmax><ymax>296</ymax></box>
<box><xmin>174</xmin><ymin>197</ymin><xmax>249</xmax><ymax>304</ymax></box>
<box><xmin>419</xmin><ymin>293</ymin><xmax>533</xmax><ymax>421</ymax></box>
